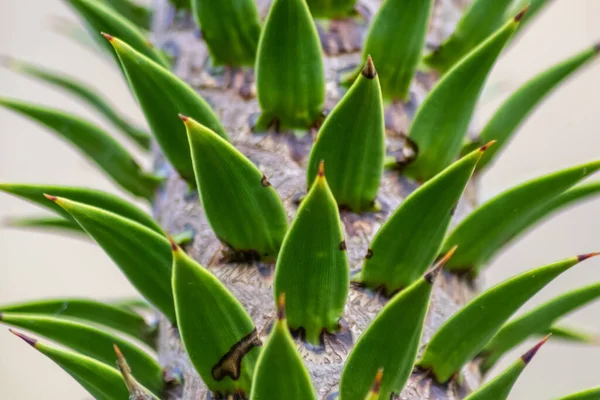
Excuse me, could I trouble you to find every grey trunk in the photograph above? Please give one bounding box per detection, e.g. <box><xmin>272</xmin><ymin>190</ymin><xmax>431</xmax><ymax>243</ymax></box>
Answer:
<box><xmin>151</xmin><ymin>0</ymin><xmax>480</xmax><ymax>398</ymax></box>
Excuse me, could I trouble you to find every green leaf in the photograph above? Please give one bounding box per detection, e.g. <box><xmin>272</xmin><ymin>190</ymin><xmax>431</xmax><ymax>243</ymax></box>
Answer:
<box><xmin>0</xmin><ymin>314</ymin><xmax>163</xmax><ymax>395</ymax></box>
<box><xmin>274</xmin><ymin>162</ymin><xmax>349</xmax><ymax>344</ymax></box>
<box><xmin>363</xmin><ymin>369</ymin><xmax>384</xmax><ymax>400</ymax></box>
<box><xmin>361</xmin><ymin>0</ymin><xmax>433</xmax><ymax>100</ymax></box>
<box><xmin>508</xmin><ymin>0</ymin><xmax>556</xmax><ymax>33</ymax></box>
<box><xmin>10</xmin><ymin>330</ymin><xmax>139</xmax><ymax>400</ymax></box>
<box><xmin>417</xmin><ymin>253</ymin><xmax>598</xmax><ymax>383</ymax></box>
<box><xmin>546</xmin><ymin>324</ymin><xmax>597</xmax><ymax>344</ymax></box>
<box><xmin>172</xmin><ymin>242</ymin><xmax>261</xmax><ymax>396</ymax></box>
<box><xmin>340</xmin><ymin>250</ymin><xmax>452</xmax><ymax>400</ymax></box>
<box><xmin>360</xmin><ymin>145</ymin><xmax>489</xmax><ymax>294</ymax></box>
<box><xmin>49</xmin><ymin>196</ymin><xmax>175</xmax><ymax>322</ymax></box>
<box><xmin>105</xmin><ymin>35</ymin><xmax>227</xmax><ymax>183</ymax></box>
<box><xmin>0</xmin><ymin>183</ymin><xmax>163</xmax><ymax>234</ymax></box>
<box><xmin>168</xmin><ymin>0</ymin><xmax>190</xmax><ymax>9</ymax></box>
<box><xmin>65</xmin><ymin>0</ymin><xmax>168</xmax><ymax>67</ymax></box>
<box><xmin>103</xmin><ymin>0</ymin><xmax>152</xmax><ymax>30</ymax></box>
<box><xmin>191</xmin><ymin>0</ymin><xmax>261</xmax><ymax>66</ymax></box>
<box><xmin>441</xmin><ymin>160</ymin><xmax>600</xmax><ymax>273</ymax></box>
<box><xmin>50</xmin><ymin>16</ymin><xmax>112</xmax><ymax>59</ymax></box>
<box><xmin>558</xmin><ymin>387</ymin><xmax>600</xmax><ymax>400</ymax></box>
<box><xmin>0</xmin><ymin>298</ymin><xmax>156</xmax><ymax>347</ymax></box>
<box><xmin>0</xmin><ymin>99</ymin><xmax>160</xmax><ymax>200</ymax></box>
<box><xmin>465</xmin><ymin>45</ymin><xmax>599</xmax><ymax>171</ymax></box>
<box><xmin>255</xmin><ymin>0</ymin><xmax>325</xmax><ymax>129</ymax></box>
<box><xmin>424</xmin><ymin>0</ymin><xmax>516</xmax><ymax>73</ymax></box>
<box><xmin>306</xmin><ymin>57</ymin><xmax>385</xmax><ymax>212</ymax></box>
<box><xmin>480</xmin><ymin>282</ymin><xmax>600</xmax><ymax>371</ymax></box>
<box><xmin>184</xmin><ymin>116</ymin><xmax>288</xmax><ymax>260</ymax></box>
<box><xmin>114</xmin><ymin>345</ymin><xmax>160</xmax><ymax>400</ymax></box>
<box><xmin>2</xmin><ymin>57</ymin><xmax>151</xmax><ymax>150</ymax></box>
<box><xmin>305</xmin><ymin>0</ymin><xmax>356</xmax><ymax>18</ymax></box>
<box><xmin>465</xmin><ymin>336</ymin><xmax>549</xmax><ymax>400</ymax></box>
<box><xmin>403</xmin><ymin>14</ymin><xmax>521</xmax><ymax>181</ymax></box>
<box><xmin>4</xmin><ymin>216</ymin><xmax>85</xmax><ymax>235</ymax></box>
<box><xmin>250</xmin><ymin>295</ymin><xmax>316</xmax><ymax>400</ymax></box>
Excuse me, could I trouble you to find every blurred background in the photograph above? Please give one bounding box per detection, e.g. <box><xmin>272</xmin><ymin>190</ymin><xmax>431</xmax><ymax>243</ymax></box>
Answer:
<box><xmin>0</xmin><ymin>0</ymin><xmax>599</xmax><ymax>398</ymax></box>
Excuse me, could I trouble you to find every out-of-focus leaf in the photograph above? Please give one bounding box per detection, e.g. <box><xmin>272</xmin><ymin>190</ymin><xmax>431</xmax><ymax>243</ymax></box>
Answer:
<box><xmin>3</xmin><ymin>216</ymin><xmax>84</xmax><ymax>235</ymax></box>
<box><xmin>417</xmin><ymin>254</ymin><xmax>598</xmax><ymax>383</ymax></box>
<box><xmin>306</xmin><ymin>57</ymin><xmax>385</xmax><ymax>212</ymax></box>
<box><xmin>191</xmin><ymin>0</ymin><xmax>261</xmax><ymax>66</ymax></box>
<box><xmin>363</xmin><ymin>369</ymin><xmax>384</xmax><ymax>400</ymax></box>
<box><xmin>0</xmin><ymin>298</ymin><xmax>156</xmax><ymax>347</ymax></box>
<box><xmin>49</xmin><ymin>196</ymin><xmax>175</xmax><ymax>322</ymax></box>
<box><xmin>0</xmin><ymin>184</ymin><xmax>163</xmax><ymax>233</ymax></box>
<box><xmin>340</xmin><ymin>250</ymin><xmax>453</xmax><ymax>400</ymax></box>
<box><xmin>0</xmin><ymin>100</ymin><xmax>160</xmax><ymax>200</ymax></box>
<box><xmin>50</xmin><ymin>16</ymin><xmax>112</xmax><ymax>59</ymax></box>
<box><xmin>464</xmin><ymin>45</ymin><xmax>599</xmax><ymax>171</ymax></box>
<box><xmin>465</xmin><ymin>336</ymin><xmax>549</xmax><ymax>400</ymax></box>
<box><xmin>360</xmin><ymin>145</ymin><xmax>488</xmax><ymax>294</ymax></box>
<box><xmin>105</xmin><ymin>34</ymin><xmax>226</xmax><ymax>183</ymax></box>
<box><xmin>480</xmin><ymin>282</ymin><xmax>600</xmax><ymax>371</ymax></box>
<box><xmin>1</xmin><ymin>314</ymin><xmax>162</xmax><ymax>395</ymax></box>
<box><xmin>103</xmin><ymin>0</ymin><xmax>152</xmax><ymax>30</ymax></box>
<box><xmin>558</xmin><ymin>387</ymin><xmax>600</xmax><ymax>400</ymax></box>
<box><xmin>250</xmin><ymin>295</ymin><xmax>316</xmax><ymax>400</ymax></box>
<box><xmin>168</xmin><ymin>0</ymin><xmax>190</xmax><ymax>9</ymax></box>
<box><xmin>274</xmin><ymin>162</ymin><xmax>348</xmax><ymax>345</ymax></box>
<box><xmin>403</xmin><ymin>14</ymin><xmax>521</xmax><ymax>181</ymax></box>
<box><xmin>441</xmin><ymin>161</ymin><xmax>600</xmax><ymax>273</ymax></box>
<box><xmin>508</xmin><ymin>0</ymin><xmax>556</xmax><ymax>33</ymax></box>
<box><xmin>172</xmin><ymin>242</ymin><xmax>261</xmax><ymax>396</ymax></box>
<box><xmin>255</xmin><ymin>0</ymin><xmax>325</xmax><ymax>130</ymax></box>
<box><xmin>305</xmin><ymin>0</ymin><xmax>356</xmax><ymax>18</ymax></box>
<box><xmin>114</xmin><ymin>345</ymin><xmax>160</xmax><ymax>399</ymax></box>
<box><xmin>184</xmin><ymin>116</ymin><xmax>288</xmax><ymax>260</ymax></box>
<box><xmin>546</xmin><ymin>324</ymin><xmax>597</xmax><ymax>344</ymax></box>
<box><xmin>361</xmin><ymin>0</ymin><xmax>433</xmax><ymax>100</ymax></box>
<box><xmin>2</xmin><ymin>57</ymin><xmax>151</xmax><ymax>149</ymax></box>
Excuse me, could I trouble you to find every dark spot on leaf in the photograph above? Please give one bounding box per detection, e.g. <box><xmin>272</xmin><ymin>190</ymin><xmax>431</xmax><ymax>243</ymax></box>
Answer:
<box><xmin>260</xmin><ymin>175</ymin><xmax>271</xmax><ymax>187</ymax></box>
<box><xmin>340</xmin><ymin>240</ymin><xmax>347</xmax><ymax>251</ymax></box>
<box><xmin>365</xmin><ymin>249</ymin><xmax>373</xmax><ymax>259</ymax></box>
<box><xmin>212</xmin><ymin>329</ymin><xmax>262</xmax><ymax>381</ymax></box>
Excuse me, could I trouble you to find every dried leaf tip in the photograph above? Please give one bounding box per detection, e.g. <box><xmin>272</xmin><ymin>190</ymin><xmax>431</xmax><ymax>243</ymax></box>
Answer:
<box><xmin>167</xmin><ymin>235</ymin><xmax>179</xmax><ymax>252</ymax></box>
<box><xmin>370</xmin><ymin>368</ymin><xmax>384</xmax><ymax>394</ymax></box>
<box><xmin>9</xmin><ymin>329</ymin><xmax>37</xmax><ymax>347</ymax></box>
<box><xmin>277</xmin><ymin>293</ymin><xmax>286</xmax><ymax>321</ymax></box>
<box><xmin>101</xmin><ymin>32</ymin><xmax>114</xmax><ymax>41</ymax></box>
<box><xmin>521</xmin><ymin>334</ymin><xmax>550</xmax><ymax>364</ymax></box>
<box><xmin>317</xmin><ymin>160</ymin><xmax>326</xmax><ymax>179</ymax></box>
<box><xmin>479</xmin><ymin>140</ymin><xmax>497</xmax><ymax>152</ymax></box>
<box><xmin>514</xmin><ymin>6</ymin><xmax>529</xmax><ymax>22</ymax></box>
<box><xmin>43</xmin><ymin>193</ymin><xmax>57</xmax><ymax>202</ymax></box>
<box><xmin>178</xmin><ymin>114</ymin><xmax>189</xmax><ymax>123</ymax></box>
<box><xmin>577</xmin><ymin>252</ymin><xmax>600</xmax><ymax>262</ymax></box>
<box><xmin>425</xmin><ymin>246</ymin><xmax>458</xmax><ymax>283</ymax></box>
<box><xmin>362</xmin><ymin>56</ymin><xmax>377</xmax><ymax>79</ymax></box>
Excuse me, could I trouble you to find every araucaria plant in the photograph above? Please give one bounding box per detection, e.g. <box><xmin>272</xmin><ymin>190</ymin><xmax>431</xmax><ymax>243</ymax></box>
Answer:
<box><xmin>2</xmin><ymin>0</ymin><xmax>600</xmax><ymax>399</ymax></box>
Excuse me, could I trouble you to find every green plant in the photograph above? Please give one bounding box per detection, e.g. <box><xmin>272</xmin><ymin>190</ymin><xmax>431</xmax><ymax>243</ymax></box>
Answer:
<box><xmin>1</xmin><ymin>0</ymin><xmax>599</xmax><ymax>399</ymax></box>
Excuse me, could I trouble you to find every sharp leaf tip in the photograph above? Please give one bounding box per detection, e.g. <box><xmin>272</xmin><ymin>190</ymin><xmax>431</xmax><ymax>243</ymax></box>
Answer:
<box><xmin>43</xmin><ymin>193</ymin><xmax>57</xmax><ymax>202</ymax></box>
<box><xmin>277</xmin><ymin>293</ymin><xmax>286</xmax><ymax>321</ymax></box>
<box><xmin>100</xmin><ymin>32</ymin><xmax>114</xmax><ymax>41</ymax></box>
<box><xmin>425</xmin><ymin>246</ymin><xmax>458</xmax><ymax>283</ymax></box>
<box><xmin>577</xmin><ymin>252</ymin><xmax>600</xmax><ymax>262</ymax></box>
<box><xmin>317</xmin><ymin>160</ymin><xmax>325</xmax><ymax>178</ymax></box>
<box><xmin>9</xmin><ymin>329</ymin><xmax>37</xmax><ymax>347</ymax></box>
<box><xmin>479</xmin><ymin>140</ymin><xmax>497</xmax><ymax>152</ymax></box>
<box><xmin>362</xmin><ymin>55</ymin><xmax>377</xmax><ymax>79</ymax></box>
<box><xmin>521</xmin><ymin>334</ymin><xmax>551</xmax><ymax>364</ymax></box>
<box><xmin>514</xmin><ymin>6</ymin><xmax>529</xmax><ymax>22</ymax></box>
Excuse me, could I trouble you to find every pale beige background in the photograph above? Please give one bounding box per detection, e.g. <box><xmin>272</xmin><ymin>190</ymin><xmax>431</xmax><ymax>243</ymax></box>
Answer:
<box><xmin>0</xmin><ymin>1</ymin><xmax>599</xmax><ymax>399</ymax></box>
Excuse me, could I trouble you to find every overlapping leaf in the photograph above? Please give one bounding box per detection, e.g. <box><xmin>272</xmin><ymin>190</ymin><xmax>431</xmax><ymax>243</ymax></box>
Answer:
<box><xmin>417</xmin><ymin>254</ymin><xmax>598</xmax><ymax>383</ymax></box>
<box><xmin>103</xmin><ymin>0</ymin><xmax>152</xmax><ymax>30</ymax></box>
<box><xmin>4</xmin><ymin>216</ymin><xmax>84</xmax><ymax>235</ymax></box>
<box><xmin>546</xmin><ymin>324</ymin><xmax>597</xmax><ymax>344</ymax></box>
<box><xmin>114</xmin><ymin>345</ymin><xmax>160</xmax><ymax>400</ymax></box>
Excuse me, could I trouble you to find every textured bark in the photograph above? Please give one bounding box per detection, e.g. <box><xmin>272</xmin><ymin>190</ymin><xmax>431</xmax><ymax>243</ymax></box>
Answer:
<box><xmin>151</xmin><ymin>0</ymin><xmax>481</xmax><ymax>398</ymax></box>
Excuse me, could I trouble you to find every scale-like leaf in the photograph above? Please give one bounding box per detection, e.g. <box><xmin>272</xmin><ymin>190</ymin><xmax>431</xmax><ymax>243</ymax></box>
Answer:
<box><xmin>480</xmin><ymin>283</ymin><xmax>600</xmax><ymax>371</ymax></box>
<box><xmin>255</xmin><ymin>0</ymin><xmax>325</xmax><ymax>130</ymax></box>
<box><xmin>546</xmin><ymin>324</ymin><xmax>597</xmax><ymax>344</ymax></box>
<box><xmin>172</xmin><ymin>242</ymin><xmax>261</xmax><ymax>396</ymax></box>
<box><xmin>10</xmin><ymin>330</ymin><xmax>135</xmax><ymax>400</ymax></box>
<box><xmin>274</xmin><ymin>162</ymin><xmax>348</xmax><ymax>344</ymax></box>
<box><xmin>417</xmin><ymin>254</ymin><xmax>598</xmax><ymax>383</ymax></box>
<box><xmin>250</xmin><ymin>295</ymin><xmax>316</xmax><ymax>400</ymax></box>
<box><xmin>103</xmin><ymin>0</ymin><xmax>152</xmax><ymax>30</ymax></box>
<box><xmin>403</xmin><ymin>12</ymin><xmax>522</xmax><ymax>181</ymax></box>
<box><xmin>48</xmin><ymin>196</ymin><xmax>175</xmax><ymax>322</ymax></box>
<box><xmin>441</xmin><ymin>160</ymin><xmax>600</xmax><ymax>273</ymax></box>
<box><xmin>0</xmin><ymin>298</ymin><xmax>156</xmax><ymax>347</ymax></box>
<box><xmin>0</xmin><ymin>314</ymin><xmax>162</xmax><ymax>395</ymax></box>
<box><xmin>363</xmin><ymin>369</ymin><xmax>384</xmax><ymax>400</ymax></box>
<box><xmin>361</xmin><ymin>0</ymin><xmax>433</xmax><ymax>100</ymax></box>
<box><xmin>360</xmin><ymin>145</ymin><xmax>489</xmax><ymax>294</ymax></box>
<box><xmin>340</xmin><ymin>250</ymin><xmax>453</xmax><ymax>400</ymax></box>
<box><xmin>114</xmin><ymin>345</ymin><xmax>160</xmax><ymax>400</ymax></box>
<box><xmin>4</xmin><ymin>216</ymin><xmax>84</xmax><ymax>235</ymax></box>
<box><xmin>465</xmin><ymin>336</ymin><xmax>549</xmax><ymax>400</ymax></box>
<box><xmin>305</xmin><ymin>0</ymin><xmax>356</xmax><ymax>18</ymax></box>
<box><xmin>0</xmin><ymin>100</ymin><xmax>160</xmax><ymax>200</ymax></box>
<box><xmin>105</xmin><ymin>35</ymin><xmax>226</xmax><ymax>183</ymax></box>
<box><xmin>0</xmin><ymin>184</ymin><xmax>163</xmax><ymax>233</ymax></box>
<box><xmin>65</xmin><ymin>0</ymin><xmax>168</xmax><ymax>67</ymax></box>
<box><xmin>2</xmin><ymin>57</ymin><xmax>151</xmax><ymax>149</ymax></box>
<box><xmin>191</xmin><ymin>0</ymin><xmax>261</xmax><ymax>66</ymax></box>
<box><xmin>184</xmin><ymin>116</ymin><xmax>288</xmax><ymax>260</ymax></box>
<box><xmin>306</xmin><ymin>58</ymin><xmax>385</xmax><ymax>212</ymax></box>
<box><xmin>424</xmin><ymin>0</ymin><xmax>515</xmax><ymax>73</ymax></box>
<box><xmin>558</xmin><ymin>387</ymin><xmax>600</xmax><ymax>400</ymax></box>
<box><xmin>465</xmin><ymin>45</ymin><xmax>599</xmax><ymax>171</ymax></box>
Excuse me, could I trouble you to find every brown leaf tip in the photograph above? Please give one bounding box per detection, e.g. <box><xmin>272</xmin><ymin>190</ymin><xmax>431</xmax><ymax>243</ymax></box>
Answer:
<box><xmin>425</xmin><ymin>246</ymin><xmax>458</xmax><ymax>284</ymax></box>
<box><xmin>317</xmin><ymin>160</ymin><xmax>325</xmax><ymax>178</ymax></box>
<box><xmin>479</xmin><ymin>140</ymin><xmax>497</xmax><ymax>152</ymax></box>
<box><xmin>577</xmin><ymin>252</ymin><xmax>600</xmax><ymax>262</ymax></box>
<box><xmin>371</xmin><ymin>368</ymin><xmax>384</xmax><ymax>394</ymax></box>
<box><xmin>362</xmin><ymin>55</ymin><xmax>377</xmax><ymax>79</ymax></box>
<box><xmin>178</xmin><ymin>114</ymin><xmax>189</xmax><ymax>123</ymax></box>
<box><xmin>514</xmin><ymin>6</ymin><xmax>529</xmax><ymax>22</ymax></box>
<box><xmin>9</xmin><ymin>329</ymin><xmax>37</xmax><ymax>347</ymax></box>
<box><xmin>521</xmin><ymin>334</ymin><xmax>550</xmax><ymax>364</ymax></box>
<box><xmin>101</xmin><ymin>32</ymin><xmax>114</xmax><ymax>41</ymax></box>
<box><xmin>277</xmin><ymin>293</ymin><xmax>286</xmax><ymax>321</ymax></box>
<box><xmin>43</xmin><ymin>193</ymin><xmax>57</xmax><ymax>202</ymax></box>
<box><xmin>168</xmin><ymin>235</ymin><xmax>179</xmax><ymax>252</ymax></box>
<box><xmin>113</xmin><ymin>344</ymin><xmax>124</xmax><ymax>360</ymax></box>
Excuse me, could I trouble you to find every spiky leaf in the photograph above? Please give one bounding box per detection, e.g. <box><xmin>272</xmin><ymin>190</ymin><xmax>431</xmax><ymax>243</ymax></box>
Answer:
<box><xmin>105</xmin><ymin>35</ymin><xmax>226</xmax><ymax>182</ymax></box>
<box><xmin>49</xmin><ymin>196</ymin><xmax>175</xmax><ymax>322</ymax></box>
<box><xmin>103</xmin><ymin>0</ymin><xmax>152</xmax><ymax>30</ymax></box>
<box><xmin>305</xmin><ymin>0</ymin><xmax>356</xmax><ymax>18</ymax></box>
<box><xmin>442</xmin><ymin>160</ymin><xmax>600</xmax><ymax>273</ymax></box>
<box><xmin>306</xmin><ymin>58</ymin><xmax>385</xmax><ymax>212</ymax></box>
<box><xmin>274</xmin><ymin>162</ymin><xmax>348</xmax><ymax>344</ymax></box>
<box><xmin>508</xmin><ymin>0</ymin><xmax>556</xmax><ymax>33</ymax></box>
<box><xmin>417</xmin><ymin>254</ymin><xmax>597</xmax><ymax>383</ymax></box>
<box><xmin>558</xmin><ymin>387</ymin><xmax>600</xmax><ymax>400</ymax></box>
<box><xmin>403</xmin><ymin>14</ymin><xmax>521</xmax><ymax>181</ymax></box>
<box><xmin>184</xmin><ymin>116</ymin><xmax>288</xmax><ymax>260</ymax></box>
<box><xmin>361</xmin><ymin>0</ymin><xmax>433</xmax><ymax>100</ymax></box>
<box><xmin>360</xmin><ymin>145</ymin><xmax>488</xmax><ymax>293</ymax></box>
<box><xmin>114</xmin><ymin>345</ymin><xmax>160</xmax><ymax>400</ymax></box>
<box><xmin>172</xmin><ymin>243</ymin><xmax>261</xmax><ymax>396</ymax></box>
<box><xmin>255</xmin><ymin>0</ymin><xmax>325</xmax><ymax>129</ymax></box>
